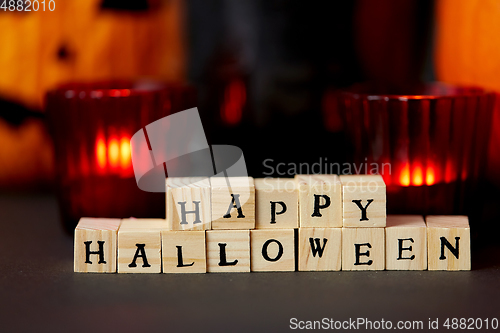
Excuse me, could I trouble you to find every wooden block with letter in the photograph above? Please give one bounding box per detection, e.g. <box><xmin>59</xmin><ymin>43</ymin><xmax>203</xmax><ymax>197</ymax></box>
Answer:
<box><xmin>166</xmin><ymin>177</ymin><xmax>211</xmax><ymax>231</ymax></box>
<box><xmin>295</xmin><ymin>174</ymin><xmax>342</xmax><ymax>228</ymax></box>
<box><xmin>426</xmin><ymin>215</ymin><xmax>471</xmax><ymax>271</ymax></box>
<box><xmin>118</xmin><ymin>219</ymin><xmax>166</xmax><ymax>273</ymax></box>
<box><xmin>250</xmin><ymin>229</ymin><xmax>295</xmax><ymax>272</ymax></box>
<box><xmin>74</xmin><ymin>218</ymin><xmax>121</xmax><ymax>273</ymax></box>
<box><xmin>255</xmin><ymin>178</ymin><xmax>298</xmax><ymax>229</ymax></box>
<box><xmin>342</xmin><ymin>228</ymin><xmax>385</xmax><ymax>270</ymax></box>
<box><xmin>206</xmin><ymin>230</ymin><xmax>250</xmax><ymax>272</ymax></box>
<box><xmin>340</xmin><ymin>175</ymin><xmax>386</xmax><ymax>228</ymax></box>
<box><xmin>385</xmin><ymin>215</ymin><xmax>427</xmax><ymax>270</ymax></box>
<box><xmin>211</xmin><ymin>177</ymin><xmax>255</xmax><ymax>230</ymax></box>
<box><xmin>298</xmin><ymin>228</ymin><xmax>342</xmax><ymax>271</ymax></box>
<box><xmin>162</xmin><ymin>231</ymin><xmax>206</xmax><ymax>273</ymax></box>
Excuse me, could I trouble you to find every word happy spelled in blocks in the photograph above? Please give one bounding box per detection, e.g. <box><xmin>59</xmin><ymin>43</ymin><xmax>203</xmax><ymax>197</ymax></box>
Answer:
<box><xmin>166</xmin><ymin>177</ymin><xmax>211</xmax><ymax>231</ymax></box>
<box><xmin>255</xmin><ymin>178</ymin><xmax>298</xmax><ymax>229</ymax></box>
<box><xmin>75</xmin><ymin>174</ymin><xmax>472</xmax><ymax>273</ymax></box>
<box><xmin>385</xmin><ymin>215</ymin><xmax>427</xmax><ymax>270</ymax></box>
<box><xmin>118</xmin><ymin>219</ymin><xmax>165</xmax><ymax>273</ymax></box>
<box><xmin>426</xmin><ymin>215</ymin><xmax>471</xmax><ymax>271</ymax></box>
<box><xmin>340</xmin><ymin>175</ymin><xmax>386</xmax><ymax>228</ymax></box>
<box><xmin>74</xmin><ymin>218</ymin><xmax>121</xmax><ymax>273</ymax></box>
<box><xmin>211</xmin><ymin>177</ymin><xmax>255</xmax><ymax>230</ymax></box>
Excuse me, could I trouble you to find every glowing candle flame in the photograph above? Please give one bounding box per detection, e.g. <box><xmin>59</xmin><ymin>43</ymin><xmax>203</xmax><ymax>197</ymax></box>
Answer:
<box><xmin>96</xmin><ymin>136</ymin><xmax>107</xmax><ymax>170</ymax></box>
<box><xmin>426</xmin><ymin>166</ymin><xmax>435</xmax><ymax>185</ymax></box>
<box><xmin>399</xmin><ymin>163</ymin><xmax>410</xmax><ymax>186</ymax></box>
<box><xmin>120</xmin><ymin>136</ymin><xmax>132</xmax><ymax>170</ymax></box>
<box><xmin>412</xmin><ymin>165</ymin><xmax>423</xmax><ymax>186</ymax></box>
<box><xmin>108</xmin><ymin>138</ymin><xmax>120</xmax><ymax>168</ymax></box>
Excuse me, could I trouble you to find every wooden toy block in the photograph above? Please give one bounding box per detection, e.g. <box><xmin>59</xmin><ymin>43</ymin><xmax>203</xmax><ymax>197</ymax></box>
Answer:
<box><xmin>250</xmin><ymin>229</ymin><xmax>295</xmax><ymax>272</ymax></box>
<box><xmin>166</xmin><ymin>177</ymin><xmax>211</xmax><ymax>231</ymax></box>
<box><xmin>426</xmin><ymin>215</ymin><xmax>471</xmax><ymax>271</ymax></box>
<box><xmin>298</xmin><ymin>228</ymin><xmax>342</xmax><ymax>271</ymax></box>
<box><xmin>255</xmin><ymin>178</ymin><xmax>298</xmax><ymax>229</ymax></box>
<box><xmin>295</xmin><ymin>175</ymin><xmax>342</xmax><ymax>228</ymax></box>
<box><xmin>211</xmin><ymin>177</ymin><xmax>255</xmax><ymax>230</ymax></box>
<box><xmin>342</xmin><ymin>228</ymin><xmax>385</xmax><ymax>270</ymax></box>
<box><xmin>339</xmin><ymin>175</ymin><xmax>386</xmax><ymax>228</ymax></box>
<box><xmin>385</xmin><ymin>215</ymin><xmax>427</xmax><ymax>270</ymax></box>
<box><xmin>118</xmin><ymin>219</ymin><xmax>166</xmax><ymax>273</ymax></box>
<box><xmin>162</xmin><ymin>231</ymin><xmax>206</xmax><ymax>273</ymax></box>
<box><xmin>206</xmin><ymin>230</ymin><xmax>250</xmax><ymax>272</ymax></box>
<box><xmin>74</xmin><ymin>218</ymin><xmax>121</xmax><ymax>273</ymax></box>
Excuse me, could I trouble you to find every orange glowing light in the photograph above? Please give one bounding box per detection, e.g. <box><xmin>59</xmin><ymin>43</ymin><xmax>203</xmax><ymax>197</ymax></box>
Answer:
<box><xmin>109</xmin><ymin>89</ymin><xmax>131</xmax><ymax>97</ymax></box>
<box><xmin>120</xmin><ymin>136</ymin><xmax>132</xmax><ymax>169</ymax></box>
<box><xmin>96</xmin><ymin>137</ymin><xmax>107</xmax><ymax>170</ymax></box>
<box><xmin>412</xmin><ymin>165</ymin><xmax>423</xmax><ymax>186</ymax></box>
<box><xmin>108</xmin><ymin>138</ymin><xmax>120</xmax><ymax>168</ymax></box>
<box><xmin>426</xmin><ymin>166</ymin><xmax>435</xmax><ymax>185</ymax></box>
<box><xmin>399</xmin><ymin>163</ymin><xmax>410</xmax><ymax>186</ymax></box>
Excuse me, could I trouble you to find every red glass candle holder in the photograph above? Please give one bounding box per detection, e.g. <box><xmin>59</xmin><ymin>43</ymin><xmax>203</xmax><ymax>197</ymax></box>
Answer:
<box><xmin>324</xmin><ymin>82</ymin><xmax>495</xmax><ymax>215</ymax></box>
<box><xmin>45</xmin><ymin>81</ymin><xmax>196</xmax><ymax>231</ymax></box>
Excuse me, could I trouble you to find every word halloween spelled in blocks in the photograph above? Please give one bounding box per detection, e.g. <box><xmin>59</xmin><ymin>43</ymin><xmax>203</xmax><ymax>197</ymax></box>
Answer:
<box><xmin>211</xmin><ymin>177</ymin><xmax>255</xmax><ymax>230</ymax></box>
<box><xmin>74</xmin><ymin>218</ymin><xmax>121</xmax><ymax>273</ymax></box>
<box><xmin>426</xmin><ymin>215</ymin><xmax>471</xmax><ymax>271</ymax></box>
<box><xmin>74</xmin><ymin>174</ymin><xmax>473</xmax><ymax>273</ymax></box>
<box><xmin>166</xmin><ymin>177</ymin><xmax>211</xmax><ymax>231</ymax></box>
<box><xmin>255</xmin><ymin>178</ymin><xmax>298</xmax><ymax>229</ymax></box>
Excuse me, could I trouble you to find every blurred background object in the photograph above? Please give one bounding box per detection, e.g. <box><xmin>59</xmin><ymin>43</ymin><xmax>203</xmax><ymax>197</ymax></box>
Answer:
<box><xmin>0</xmin><ymin>0</ymin><xmax>186</xmax><ymax>190</ymax></box>
<box><xmin>1</xmin><ymin>0</ymin><xmax>500</xmax><ymax>234</ymax></box>
<box><xmin>434</xmin><ymin>0</ymin><xmax>500</xmax><ymax>187</ymax></box>
<box><xmin>46</xmin><ymin>81</ymin><xmax>196</xmax><ymax>230</ymax></box>
<box><xmin>330</xmin><ymin>83</ymin><xmax>495</xmax><ymax>216</ymax></box>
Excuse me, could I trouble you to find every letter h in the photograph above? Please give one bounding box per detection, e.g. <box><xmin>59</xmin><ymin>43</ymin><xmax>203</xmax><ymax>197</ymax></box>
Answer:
<box><xmin>177</xmin><ymin>201</ymin><xmax>202</xmax><ymax>225</ymax></box>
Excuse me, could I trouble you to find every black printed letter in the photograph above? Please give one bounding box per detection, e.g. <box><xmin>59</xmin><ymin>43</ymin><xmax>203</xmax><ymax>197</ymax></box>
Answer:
<box><xmin>128</xmin><ymin>244</ymin><xmax>151</xmax><ymax>268</ymax></box>
<box><xmin>352</xmin><ymin>199</ymin><xmax>374</xmax><ymax>221</ymax></box>
<box><xmin>270</xmin><ymin>201</ymin><xmax>287</xmax><ymax>223</ymax></box>
<box><xmin>224</xmin><ymin>194</ymin><xmax>245</xmax><ymax>218</ymax></box>
<box><xmin>397</xmin><ymin>238</ymin><xmax>415</xmax><ymax>260</ymax></box>
<box><xmin>311</xmin><ymin>194</ymin><xmax>331</xmax><ymax>217</ymax></box>
<box><xmin>354</xmin><ymin>243</ymin><xmax>373</xmax><ymax>265</ymax></box>
<box><xmin>309</xmin><ymin>238</ymin><xmax>328</xmax><ymax>258</ymax></box>
<box><xmin>439</xmin><ymin>237</ymin><xmax>460</xmax><ymax>260</ymax></box>
<box><xmin>262</xmin><ymin>239</ymin><xmax>284</xmax><ymax>262</ymax></box>
<box><xmin>177</xmin><ymin>201</ymin><xmax>202</xmax><ymax>225</ymax></box>
<box><xmin>84</xmin><ymin>241</ymin><xmax>106</xmax><ymax>264</ymax></box>
<box><xmin>176</xmin><ymin>245</ymin><xmax>194</xmax><ymax>267</ymax></box>
<box><xmin>218</xmin><ymin>243</ymin><xmax>238</xmax><ymax>266</ymax></box>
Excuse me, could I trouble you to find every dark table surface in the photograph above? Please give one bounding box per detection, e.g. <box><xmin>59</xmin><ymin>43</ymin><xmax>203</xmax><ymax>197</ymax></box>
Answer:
<box><xmin>0</xmin><ymin>193</ymin><xmax>499</xmax><ymax>332</ymax></box>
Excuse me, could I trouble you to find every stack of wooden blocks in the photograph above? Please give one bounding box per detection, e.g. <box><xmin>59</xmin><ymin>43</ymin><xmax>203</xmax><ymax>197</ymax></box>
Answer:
<box><xmin>74</xmin><ymin>175</ymin><xmax>471</xmax><ymax>273</ymax></box>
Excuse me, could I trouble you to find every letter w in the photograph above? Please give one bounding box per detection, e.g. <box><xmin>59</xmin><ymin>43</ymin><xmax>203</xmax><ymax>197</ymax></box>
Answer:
<box><xmin>309</xmin><ymin>238</ymin><xmax>328</xmax><ymax>258</ymax></box>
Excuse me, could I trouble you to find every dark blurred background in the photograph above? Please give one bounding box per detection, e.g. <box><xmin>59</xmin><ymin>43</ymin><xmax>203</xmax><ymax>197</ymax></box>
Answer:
<box><xmin>0</xmin><ymin>0</ymin><xmax>436</xmax><ymax>187</ymax></box>
<box><xmin>1</xmin><ymin>0</ymin><xmax>500</xmax><ymax>239</ymax></box>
